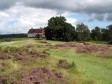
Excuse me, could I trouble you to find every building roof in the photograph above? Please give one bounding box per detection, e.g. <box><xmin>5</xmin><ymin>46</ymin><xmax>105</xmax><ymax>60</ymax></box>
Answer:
<box><xmin>28</xmin><ymin>28</ymin><xmax>44</xmax><ymax>33</ymax></box>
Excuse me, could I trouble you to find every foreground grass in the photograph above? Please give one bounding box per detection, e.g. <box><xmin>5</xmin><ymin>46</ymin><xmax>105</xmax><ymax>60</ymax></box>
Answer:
<box><xmin>0</xmin><ymin>60</ymin><xmax>20</xmax><ymax>75</ymax></box>
<box><xmin>49</xmin><ymin>48</ymin><xmax>112</xmax><ymax>84</ymax></box>
<box><xmin>0</xmin><ymin>38</ymin><xmax>112</xmax><ymax>84</ymax></box>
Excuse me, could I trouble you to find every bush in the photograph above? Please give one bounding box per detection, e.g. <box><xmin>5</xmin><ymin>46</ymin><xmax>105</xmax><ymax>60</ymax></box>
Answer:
<box><xmin>58</xmin><ymin>60</ymin><xmax>77</xmax><ymax>69</ymax></box>
<box><xmin>108</xmin><ymin>41</ymin><xmax>112</xmax><ymax>45</ymax></box>
<box><xmin>69</xmin><ymin>61</ymin><xmax>76</xmax><ymax>69</ymax></box>
<box><xmin>58</xmin><ymin>59</ymin><xmax>69</xmax><ymax>69</ymax></box>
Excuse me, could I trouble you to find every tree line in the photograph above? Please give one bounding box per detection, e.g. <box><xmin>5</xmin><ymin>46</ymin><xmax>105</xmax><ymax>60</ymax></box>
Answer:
<box><xmin>0</xmin><ymin>34</ymin><xmax>27</xmax><ymax>38</ymax></box>
<box><xmin>45</xmin><ymin>16</ymin><xmax>112</xmax><ymax>42</ymax></box>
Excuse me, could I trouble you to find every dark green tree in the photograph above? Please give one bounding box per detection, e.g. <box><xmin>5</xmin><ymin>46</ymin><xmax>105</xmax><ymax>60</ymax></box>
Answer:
<box><xmin>107</xmin><ymin>24</ymin><xmax>112</xmax><ymax>40</ymax></box>
<box><xmin>36</xmin><ymin>34</ymin><xmax>41</xmax><ymax>39</ymax></box>
<box><xmin>45</xmin><ymin>16</ymin><xmax>75</xmax><ymax>41</ymax></box>
<box><xmin>91</xmin><ymin>26</ymin><xmax>102</xmax><ymax>41</ymax></box>
<box><xmin>101</xmin><ymin>28</ymin><xmax>109</xmax><ymax>41</ymax></box>
<box><xmin>76</xmin><ymin>23</ymin><xmax>91</xmax><ymax>41</ymax></box>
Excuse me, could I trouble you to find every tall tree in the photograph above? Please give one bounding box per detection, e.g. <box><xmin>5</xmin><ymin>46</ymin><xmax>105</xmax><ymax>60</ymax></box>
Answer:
<box><xmin>45</xmin><ymin>16</ymin><xmax>75</xmax><ymax>41</ymax></box>
<box><xmin>76</xmin><ymin>23</ymin><xmax>91</xmax><ymax>41</ymax></box>
<box><xmin>101</xmin><ymin>28</ymin><xmax>109</xmax><ymax>41</ymax></box>
<box><xmin>91</xmin><ymin>26</ymin><xmax>102</xmax><ymax>41</ymax></box>
<box><xmin>107</xmin><ymin>24</ymin><xmax>112</xmax><ymax>40</ymax></box>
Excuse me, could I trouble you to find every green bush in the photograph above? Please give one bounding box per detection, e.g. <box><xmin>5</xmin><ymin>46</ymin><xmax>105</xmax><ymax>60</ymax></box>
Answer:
<box><xmin>108</xmin><ymin>41</ymin><xmax>112</xmax><ymax>45</ymax></box>
<box><xmin>69</xmin><ymin>61</ymin><xmax>77</xmax><ymax>69</ymax></box>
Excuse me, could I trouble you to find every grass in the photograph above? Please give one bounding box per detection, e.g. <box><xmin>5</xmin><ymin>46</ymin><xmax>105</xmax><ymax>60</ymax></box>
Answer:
<box><xmin>0</xmin><ymin>38</ymin><xmax>112</xmax><ymax>84</ymax></box>
<box><xmin>0</xmin><ymin>59</ymin><xmax>21</xmax><ymax>75</ymax></box>
<box><xmin>0</xmin><ymin>38</ymin><xmax>28</xmax><ymax>42</ymax></box>
<box><xmin>49</xmin><ymin>47</ymin><xmax>112</xmax><ymax>84</ymax></box>
<box><xmin>90</xmin><ymin>40</ymin><xmax>108</xmax><ymax>44</ymax></box>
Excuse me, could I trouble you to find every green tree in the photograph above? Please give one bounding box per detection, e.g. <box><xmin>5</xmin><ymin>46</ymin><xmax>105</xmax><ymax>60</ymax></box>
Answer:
<box><xmin>107</xmin><ymin>24</ymin><xmax>112</xmax><ymax>40</ymax></box>
<box><xmin>91</xmin><ymin>26</ymin><xmax>102</xmax><ymax>41</ymax></box>
<box><xmin>45</xmin><ymin>16</ymin><xmax>75</xmax><ymax>41</ymax></box>
<box><xmin>36</xmin><ymin>34</ymin><xmax>41</xmax><ymax>39</ymax></box>
<box><xmin>101</xmin><ymin>28</ymin><xmax>109</xmax><ymax>41</ymax></box>
<box><xmin>76</xmin><ymin>23</ymin><xmax>91</xmax><ymax>41</ymax></box>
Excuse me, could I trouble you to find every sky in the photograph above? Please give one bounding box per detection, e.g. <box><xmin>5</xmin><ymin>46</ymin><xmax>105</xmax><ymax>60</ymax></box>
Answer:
<box><xmin>0</xmin><ymin>0</ymin><xmax>112</xmax><ymax>34</ymax></box>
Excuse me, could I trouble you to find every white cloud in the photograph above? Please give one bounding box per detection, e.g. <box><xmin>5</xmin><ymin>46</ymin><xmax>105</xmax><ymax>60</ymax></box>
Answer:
<box><xmin>0</xmin><ymin>0</ymin><xmax>111</xmax><ymax>34</ymax></box>
<box><xmin>0</xmin><ymin>5</ymin><xmax>58</xmax><ymax>34</ymax></box>
<box><xmin>0</xmin><ymin>0</ymin><xmax>112</xmax><ymax>14</ymax></box>
<box><xmin>21</xmin><ymin>0</ymin><xmax>112</xmax><ymax>14</ymax></box>
<box><xmin>66</xmin><ymin>18</ymin><xmax>77</xmax><ymax>26</ymax></box>
<box><xmin>0</xmin><ymin>4</ymin><xmax>79</xmax><ymax>34</ymax></box>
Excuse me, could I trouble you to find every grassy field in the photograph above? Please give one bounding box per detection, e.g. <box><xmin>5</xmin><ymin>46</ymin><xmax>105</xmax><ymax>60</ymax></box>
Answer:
<box><xmin>0</xmin><ymin>38</ymin><xmax>112</xmax><ymax>84</ymax></box>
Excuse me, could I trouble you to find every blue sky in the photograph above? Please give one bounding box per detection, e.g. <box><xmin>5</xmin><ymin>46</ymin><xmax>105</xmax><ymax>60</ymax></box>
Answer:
<box><xmin>67</xmin><ymin>13</ymin><xmax>112</xmax><ymax>29</ymax></box>
<box><xmin>0</xmin><ymin>0</ymin><xmax>112</xmax><ymax>34</ymax></box>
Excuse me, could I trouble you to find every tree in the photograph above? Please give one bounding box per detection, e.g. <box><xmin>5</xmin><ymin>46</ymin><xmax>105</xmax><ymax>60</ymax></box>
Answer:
<box><xmin>107</xmin><ymin>24</ymin><xmax>112</xmax><ymax>40</ymax></box>
<box><xmin>36</xmin><ymin>34</ymin><xmax>41</xmax><ymax>39</ymax></box>
<box><xmin>91</xmin><ymin>26</ymin><xmax>102</xmax><ymax>41</ymax></box>
<box><xmin>76</xmin><ymin>23</ymin><xmax>91</xmax><ymax>41</ymax></box>
<box><xmin>45</xmin><ymin>16</ymin><xmax>75</xmax><ymax>41</ymax></box>
<box><xmin>63</xmin><ymin>23</ymin><xmax>76</xmax><ymax>41</ymax></box>
<box><xmin>101</xmin><ymin>28</ymin><xmax>109</xmax><ymax>41</ymax></box>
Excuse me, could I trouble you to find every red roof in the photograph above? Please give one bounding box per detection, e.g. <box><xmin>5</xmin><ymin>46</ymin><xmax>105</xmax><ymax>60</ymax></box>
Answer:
<box><xmin>28</xmin><ymin>28</ymin><xmax>44</xmax><ymax>33</ymax></box>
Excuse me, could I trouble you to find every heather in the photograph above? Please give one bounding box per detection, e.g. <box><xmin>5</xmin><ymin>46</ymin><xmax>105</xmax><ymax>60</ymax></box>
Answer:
<box><xmin>0</xmin><ymin>38</ymin><xmax>112</xmax><ymax>84</ymax></box>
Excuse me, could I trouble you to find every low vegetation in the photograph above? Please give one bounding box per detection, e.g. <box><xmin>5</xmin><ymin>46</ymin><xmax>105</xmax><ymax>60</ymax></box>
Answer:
<box><xmin>0</xmin><ymin>38</ymin><xmax>112</xmax><ymax>84</ymax></box>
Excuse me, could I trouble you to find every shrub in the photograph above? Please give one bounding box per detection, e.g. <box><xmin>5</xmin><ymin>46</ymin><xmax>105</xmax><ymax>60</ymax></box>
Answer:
<box><xmin>108</xmin><ymin>40</ymin><xmax>112</xmax><ymax>45</ymax></box>
<box><xmin>69</xmin><ymin>61</ymin><xmax>76</xmax><ymax>69</ymax></box>
<box><xmin>58</xmin><ymin>59</ymin><xmax>69</xmax><ymax>69</ymax></box>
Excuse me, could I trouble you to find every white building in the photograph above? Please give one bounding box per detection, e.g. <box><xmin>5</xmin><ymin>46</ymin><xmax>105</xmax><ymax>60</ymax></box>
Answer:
<box><xmin>28</xmin><ymin>28</ymin><xmax>45</xmax><ymax>38</ymax></box>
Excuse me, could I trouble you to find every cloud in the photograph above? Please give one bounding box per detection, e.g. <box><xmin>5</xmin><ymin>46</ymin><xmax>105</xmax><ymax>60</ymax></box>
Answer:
<box><xmin>88</xmin><ymin>18</ymin><xmax>95</xmax><ymax>22</ymax></box>
<box><xmin>88</xmin><ymin>14</ymin><xmax>106</xmax><ymax>22</ymax></box>
<box><xmin>0</xmin><ymin>0</ymin><xmax>17</xmax><ymax>10</ymax></box>
<box><xmin>20</xmin><ymin>0</ymin><xmax>112</xmax><ymax>14</ymax></box>
<box><xmin>94</xmin><ymin>14</ymin><xmax>105</xmax><ymax>21</ymax></box>
<box><xmin>61</xmin><ymin>12</ymin><xmax>78</xmax><ymax>26</ymax></box>
<box><xmin>0</xmin><ymin>5</ymin><xmax>58</xmax><ymax>34</ymax></box>
<box><xmin>0</xmin><ymin>4</ymin><xmax>78</xmax><ymax>34</ymax></box>
<box><xmin>0</xmin><ymin>0</ymin><xmax>112</xmax><ymax>34</ymax></box>
<box><xmin>106</xmin><ymin>14</ymin><xmax>112</xmax><ymax>21</ymax></box>
<box><xmin>1</xmin><ymin>0</ymin><xmax>112</xmax><ymax>14</ymax></box>
<box><xmin>76</xmin><ymin>19</ymin><xmax>85</xmax><ymax>24</ymax></box>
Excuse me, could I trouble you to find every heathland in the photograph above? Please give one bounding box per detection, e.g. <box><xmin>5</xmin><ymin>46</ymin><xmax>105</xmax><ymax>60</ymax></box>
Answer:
<box><xmin>0</xmin><ymin>38</ymin><xmax>112</xmax><ymax>84</ymax></box>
